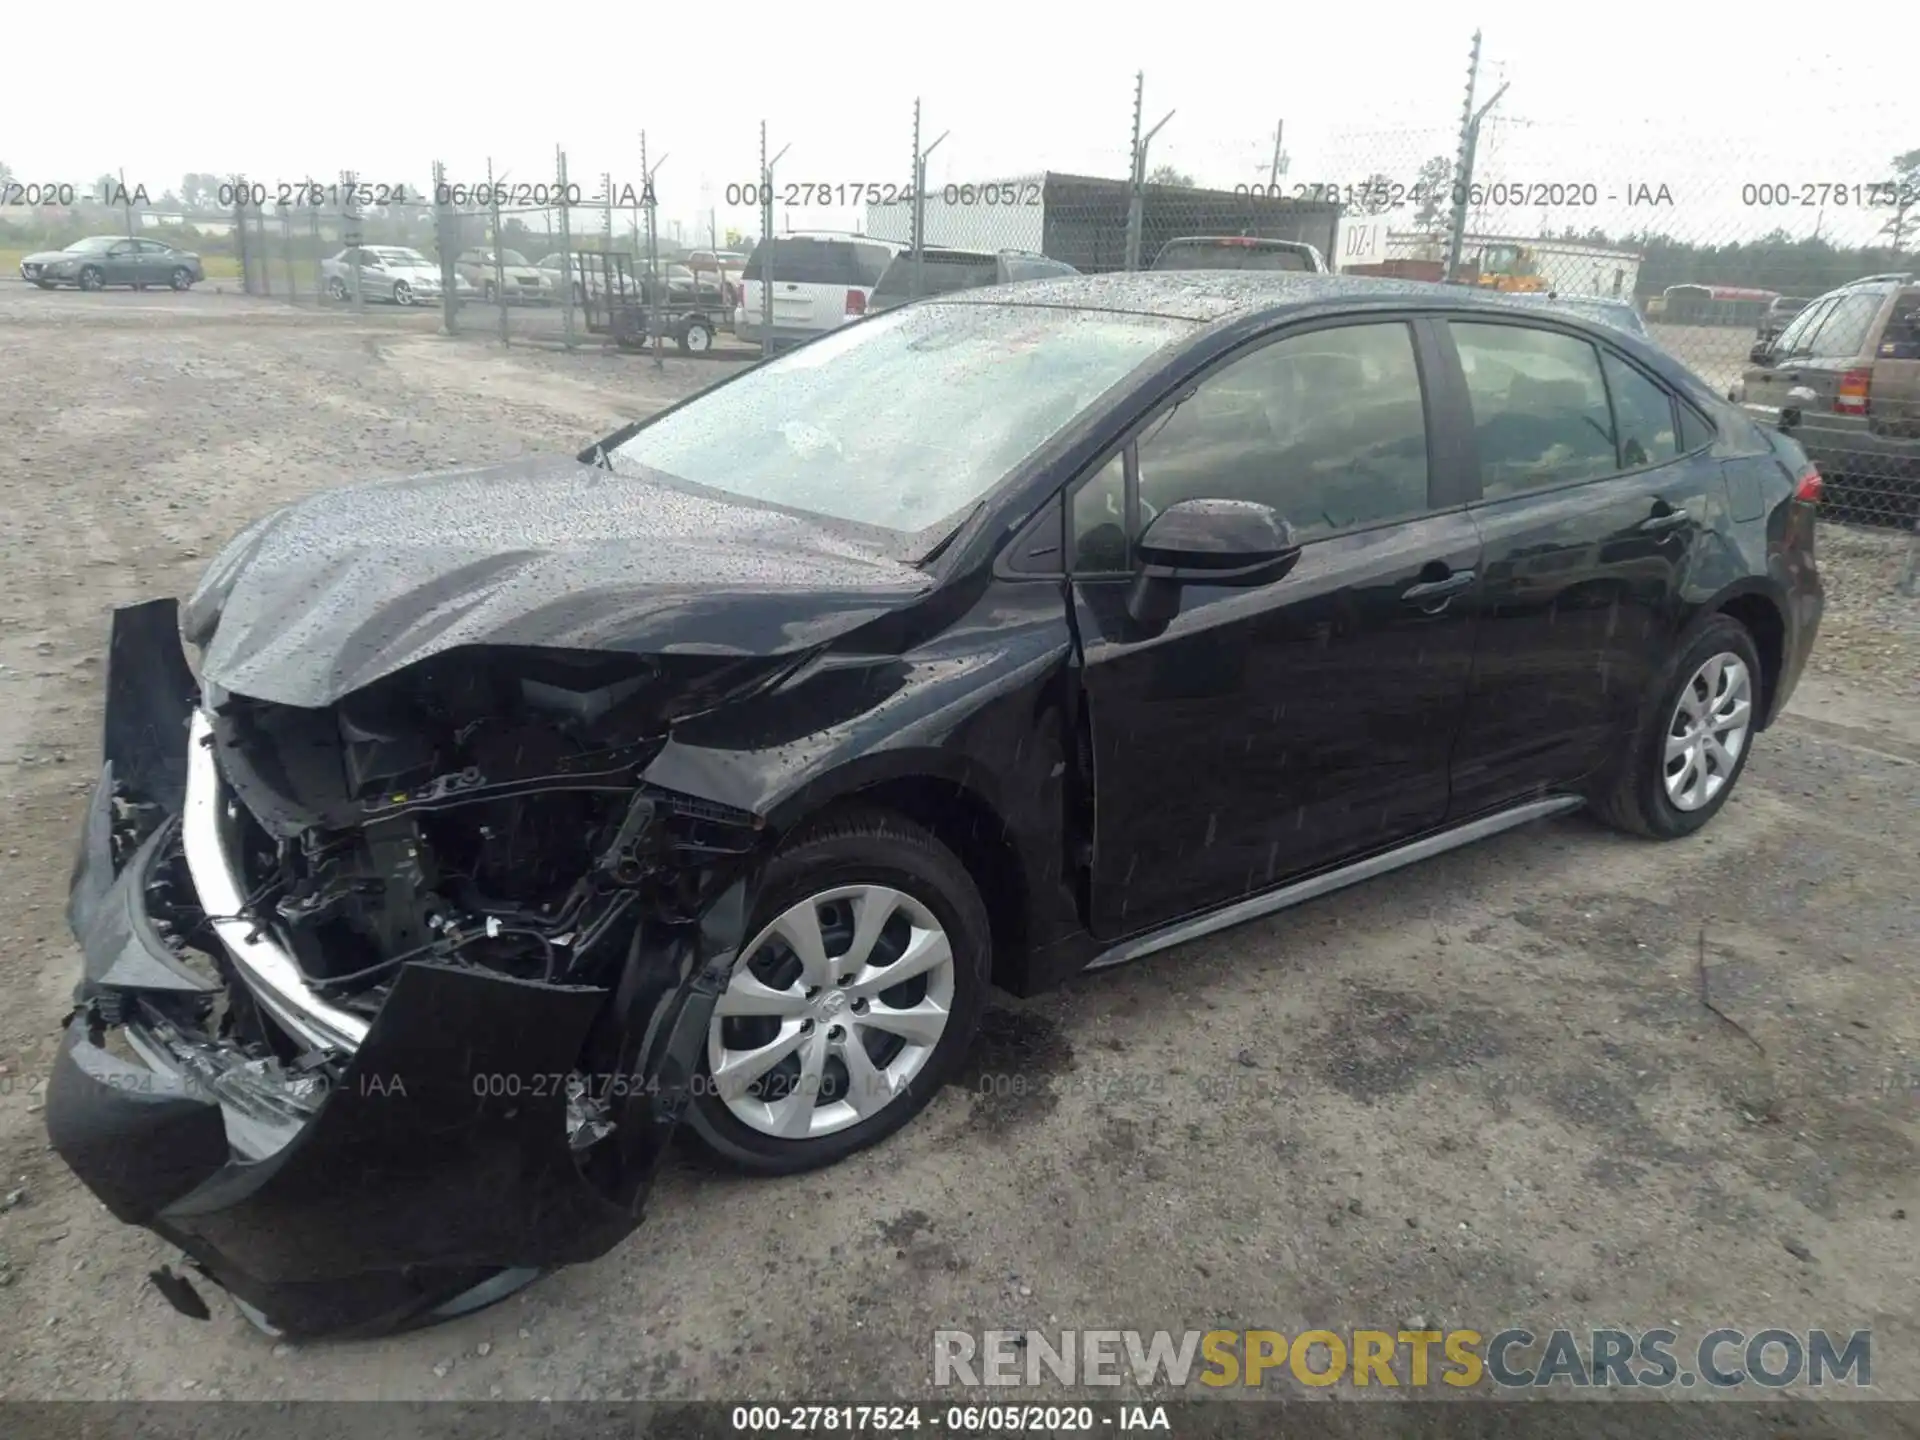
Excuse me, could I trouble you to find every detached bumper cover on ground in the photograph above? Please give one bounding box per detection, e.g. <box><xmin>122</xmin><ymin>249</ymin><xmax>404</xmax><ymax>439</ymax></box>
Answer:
<box><xmin>46</xmin><ymin>599</ymin><xmax>755</xmax><ymax>1338</ymax></box>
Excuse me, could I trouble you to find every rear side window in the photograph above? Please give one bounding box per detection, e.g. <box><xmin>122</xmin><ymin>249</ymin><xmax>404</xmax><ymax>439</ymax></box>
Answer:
<box><xmin>1601</xmin><ymin>352</ymin><xmax>1678</xmax><ymax>469</ymax></box>
<box><xmin>850</xmin><ymin>242</ymin><xmax>894</xmax><ymax>287</ymax></box>
<box><xmin>1807</xmin><ymin>290</ymin><xmax>1884</xmax><ymax>360</ymax></box>
<box><xmin>743</xmin><ymin>239</ymin><xmax>875</xmax><ymax>285</ymax></box>
<box><xmin>1452</xmin><ymin>322</ymin><xmax>1618</xmax><ymax>498</ymax></box>
<box><xmin>873</xmin><ymin>254</ymin><xmax>996</xmax><ymax>300</ymax></box>
<box><xmin>1003</xmin><ymin>255</ymin><xmax>1075</xmax><ymax>282</ymax></box>
<box><xmin>1677</xmin><ymin>400</ymin><xmax>1715</xmax><ymax>454</ymax></box>
<box><xmin>1154</xmin><ymin>241</ymin><xmax>1315</xmax><ymax>272</ymax></box>
<box><xmin>1879</xmin><ymin>292</ymin><xmax>1920</xmax><ymax>360</ymax></box>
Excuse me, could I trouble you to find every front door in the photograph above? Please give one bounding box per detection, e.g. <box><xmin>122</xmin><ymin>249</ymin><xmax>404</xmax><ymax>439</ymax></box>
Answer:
<box><xmin>1437</xmin><ymin>317</ymin><xmax>1723</xmax><ymax>812</ymax></box>
<box><xmin>1068</xmin><ymin>317</ymin><xmax>1483</xmax><ymax>940</ymax></box>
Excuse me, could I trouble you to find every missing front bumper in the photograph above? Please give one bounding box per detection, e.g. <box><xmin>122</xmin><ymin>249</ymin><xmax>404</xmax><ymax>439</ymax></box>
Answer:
<box><xmin>47</xmin><ymin>598</ymin><xmax>748</xmax><ymax>1337</ymax></box>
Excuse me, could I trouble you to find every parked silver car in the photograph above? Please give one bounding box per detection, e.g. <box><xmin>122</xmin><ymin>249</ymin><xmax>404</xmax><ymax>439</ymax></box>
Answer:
<box><xmin>321</xmin><ymin>246</ymin><xmax>469</xmax><ymax>306</ymax></box>
<box><xmin>457</xmin><ymin>248</ymin><xmax>553</xmax><ymax>304</ymax></box>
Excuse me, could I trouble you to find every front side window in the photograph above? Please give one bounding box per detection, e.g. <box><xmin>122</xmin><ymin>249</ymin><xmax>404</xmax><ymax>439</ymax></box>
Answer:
<box><xmin>606</xmin><ymin>301</ymin><xmax>1191</xmax><ymax>540</ymax></box>
<box><xmin>1452</xmin><ymin>322</ymin><xmax>1617</xmax><ymax>498</ymax></box>
<box><xmin>1602</xmin><ymin>352</ymin><xmax>1678</xmax><ymax>470</ymax></box>
<box><xmin>1131</xmin><ymin>322</ymin><xmax>1430</xmax><ymax>541</ymax></box>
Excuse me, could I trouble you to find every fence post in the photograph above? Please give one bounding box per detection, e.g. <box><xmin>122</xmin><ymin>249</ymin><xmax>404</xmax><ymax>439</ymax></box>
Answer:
<box><xmin>488</xmin><ymin>159</ymin><xmax>508</xmax><ymax>344</ymax></box>
<box><xmin>1900</xmin><ymin>515</ymin><xmax>1919</xmax><ymax>598</ymax></box>
<box><xmin>558</xmin><ymin>146</ymin><xmax>576</xmax><ymax>351</ymax></box>
<box><xmin>433</xmin><ymin>161</ymin><xmax>457</xmax><ymax>334</ymax></box>
<box><xmin>232</xmin><ymin>179</ymin><xmax>253</xmax><ymax>294</ymax></box>
<box><xmin>279</xmin><ymin>204</ymin><xmax>295</xmax><ymax>301</ymax></box>
<box><xmin>342</xmin><ymin>170</ymin><xmax>365</xmax><ymax>313</ymax></box>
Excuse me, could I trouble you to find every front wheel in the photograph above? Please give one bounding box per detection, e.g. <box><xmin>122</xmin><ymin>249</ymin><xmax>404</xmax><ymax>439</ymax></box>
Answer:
<box><xmin>684</xmin><ymin>809</ymin><xmax>990</xmax><ymax>1175</ymax></box>
<box><xmin>34</xmin><ymin>280</ymin><xmax>57</xmax><ymax>290</ymax></box>
<box><xmin>392</xmin><ymin>280</ymin><xmax>413</xmax><ymax>306</ymax></box>
<box><xmin>483</xmin><ymin>281</ymin><xmax>498</xmax><ymax>303</ymax></box>
<box><xmin>77</xmin><ymin>266</ymin><xmax>104</xmax><ymax>292</ymax></box>
<box><xmin>1591</xmin><ymin>614</ymin><xmax>1762</xmax><ymax>839</ymax></box>
<box><xmin>325</xmin><ymin>276</ymin><xmax>348</xmax><ymax>301</ymax></box>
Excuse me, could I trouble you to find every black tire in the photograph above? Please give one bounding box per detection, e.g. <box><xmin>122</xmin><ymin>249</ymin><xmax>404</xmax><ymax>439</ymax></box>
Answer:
<box><xmin>326</xmin><ymin>276</ymin><xmax>348</xmax><ymax>302</ymax></box>
<box><xmin>132</xmin><ymin>282</ymin><xmax>146</xmax><ymax>291</ymax></box>
<box><xmin>34</xmin><ymin>280</ymin><xmax>57</xmax><ymax>290</ymax></box>
<box><xmin>683</xmin><ymin>807</ymin><xmax>990</xmax><ymax>1176</ymax></box>
<box><xmin>677</xmin><ymin>319</ymin><xmax>713</xmax><ymax>355</ymax></box>
<box><xmin>170</xmin><ymin>268</ymin><xmax>193</xmax><ymax>291</ymax></box>
<box><xmin>392</xmin><ymin>280</ymin><xmax>413</xmax><ymax>306</ymax></box>
<box><xmin>1591</xmin><ymin>614</ymin><xmax>1763</xmax><ymax>840</ymax></box>
<box><xmin>77</xmin><ymin>266</ymin><xmax>103</xmax><ymax>292</ymax></box>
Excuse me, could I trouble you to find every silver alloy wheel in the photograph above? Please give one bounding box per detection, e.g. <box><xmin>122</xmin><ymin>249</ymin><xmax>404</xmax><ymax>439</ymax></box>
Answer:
<box><xmin>393</xmin><ymin>281</ymin><xmax>412</xmax><ymax>306</ymax></box>
<box><xmin>327</xmin><ymin>277</ymin><xmax>347</xmax><ymax>301</ymax></box>
<box><xmin>708</xmin><ymin>884</ymin><xmax>955</xmax><ymax>1140</ymax></box>
<box><xmin>1663</xmin><ymin>651</ymin><xmax>1753</xmax><ymax>812</ymax></box>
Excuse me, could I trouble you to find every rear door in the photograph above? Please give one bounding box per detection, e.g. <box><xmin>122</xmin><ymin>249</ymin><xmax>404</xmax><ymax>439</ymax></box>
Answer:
<box><xmin>1441</xmin><ymin>317</ymin><xmax>1724</xmax><ymax>812</ymax></box>
<box><xmin>1069</xmin><ymin>316</ymin><xmax>1483</xmax><ymax>937</ymax></box>
<box><xmin>103</xmin><ymin>240</ymin><xmax>141</xmax><ymax>286</ymax></box>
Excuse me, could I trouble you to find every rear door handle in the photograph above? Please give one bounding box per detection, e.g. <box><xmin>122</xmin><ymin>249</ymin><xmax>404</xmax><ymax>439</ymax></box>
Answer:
<box><xmin>1402</xmin><ymin>570</ymin><xmax>1475</xmax><ymax>604</ymax></box>
<box><xmin>1639</xmin><ymin>507</ymin><xmax>1690</xmax><ymax>533</ymax></box>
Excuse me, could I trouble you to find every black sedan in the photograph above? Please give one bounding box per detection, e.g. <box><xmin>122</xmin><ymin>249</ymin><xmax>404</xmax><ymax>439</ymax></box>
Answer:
<box><xmin>48</xmin><ymin>273</ymin><xmax>1823</xmax><ymax>1338</ymax></box>
<box><xmin>21</xmin><ymin>235</ymin><xmax>204</xmax><ymax>291</ymax></box>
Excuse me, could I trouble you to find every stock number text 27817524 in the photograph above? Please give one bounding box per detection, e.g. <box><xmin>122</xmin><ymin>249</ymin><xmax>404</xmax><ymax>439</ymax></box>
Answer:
<box><xmin>219</xmin><ymin>181</ymin><xmax>418</xmax><ymax>209</ymax></box>
<box><xmin>723</xmin><ymin>180</ymin><xmax>1044</xmax><ymax>208</ymax></box>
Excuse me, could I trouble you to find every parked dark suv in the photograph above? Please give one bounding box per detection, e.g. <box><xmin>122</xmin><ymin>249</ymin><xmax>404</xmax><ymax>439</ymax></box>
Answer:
<box><xmin>50</xmin><ymin>274</ymin><xmax>1823</xmax><ymax>1340</ymax></box>
<box><xmin>1735</xmin><ymin>273</ymin><xmax>1920</xmax><ymax>524</ymax></box>
<box><xmin>868</xmin><ymin>247</ymin><xmax>1078</xmax><ymax>311</ymax></box>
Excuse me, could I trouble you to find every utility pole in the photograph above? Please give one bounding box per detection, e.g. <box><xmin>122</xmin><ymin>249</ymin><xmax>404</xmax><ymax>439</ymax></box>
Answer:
<box><xmin>910</xmin><ymin>99</ymin><xmax>949</xmax><ymax>300</ymax></box>
<box><xmin>1267</xmin><ymin>121</ymin><xmax>1286</xmax><ymax>190</ymax></box>
<box><xmin>557</xmin><ymin>146</ymin><xmax>575</xmax><ymax>350</ymax></box>
<box><xmin>759</xmin><ymin>122</ymin><xmax>790</xmax><ymax>356</ymax></box>
<box><xmin>1124</xmin><ymin>71</ymin><xmax>1175</xmax><ymax>272</ymax></box>
<box><xmin>1446</xmin><ymin>30</ymin><xmax>1506</xmax><ymax>284</ymax></box>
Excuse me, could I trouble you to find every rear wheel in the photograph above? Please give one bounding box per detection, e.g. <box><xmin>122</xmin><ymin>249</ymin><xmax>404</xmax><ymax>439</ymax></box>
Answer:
<box><xmin>170</xmin><ymin>267</ymin><xmax>193</xmax><ymax>291</ymax></box>
<box><xmin>684</xmin><ymin>808</ymin><xmax>990</xmax><ymax>1175</ymax></box>
<box><xmin>1592</xmin><ymin>615</ymin><xmax>1762</xmax><ymax>839</ymax></box>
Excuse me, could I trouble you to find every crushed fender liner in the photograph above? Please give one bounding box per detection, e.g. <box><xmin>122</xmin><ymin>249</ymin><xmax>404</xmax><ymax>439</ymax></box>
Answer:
<box><xmin>46</xmin><ymin>599</ymin><xmax>761</xmax><ymax>1338</ymax></box>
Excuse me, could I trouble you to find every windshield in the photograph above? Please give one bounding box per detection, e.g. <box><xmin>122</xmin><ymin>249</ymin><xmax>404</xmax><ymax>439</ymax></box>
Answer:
<box><xmin>65</xmin><ymin>237</ymin><xmax>118</xmax><ymax>253</ymax></box>
<box><xmin>606</xmin><ymin>302</ymin><xmax>1192</xmax><ymax>536</ymax></box>
<box><xmin>1153</xmin><ymin>241</ymin><xmax>1314</xmax><ymax>272</ymax></box>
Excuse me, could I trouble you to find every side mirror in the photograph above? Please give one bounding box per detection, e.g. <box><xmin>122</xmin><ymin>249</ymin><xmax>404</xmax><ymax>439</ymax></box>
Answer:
<box><xmin>1748</xmin><ymin>341</ymin><xmax>1774</xmax><ymax>365</ymax></box>
<box><xmin>1128</xmin><ymin>498</ymin><xmax>1300</xmax><ymax>625</ymax></box>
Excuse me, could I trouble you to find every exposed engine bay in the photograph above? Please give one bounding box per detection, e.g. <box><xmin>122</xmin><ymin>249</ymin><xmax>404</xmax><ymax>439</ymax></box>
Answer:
<box><xmin>214</xmin><ymin>650</ymin><xmax>759</xmax><ymax>1002</ymax></box>
<box><xmin>156</xmin><ymin>650</ymin><xmax>770</xmax><ymax>1145</ymax></box>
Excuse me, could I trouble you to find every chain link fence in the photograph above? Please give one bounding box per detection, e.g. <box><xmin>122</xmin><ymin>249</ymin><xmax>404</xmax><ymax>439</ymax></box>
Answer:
<box><xmin>209</xmin><ymin>43</ymin><xmax>1917</xmax><ymax>552</ymax></box>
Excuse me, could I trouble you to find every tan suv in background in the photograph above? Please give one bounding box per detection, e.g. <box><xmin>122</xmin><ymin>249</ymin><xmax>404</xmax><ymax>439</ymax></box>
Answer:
<box><xmin>1735</xmin><ymin>273</ymin><xmax>1920</xmax><ymax>525</ymax></box>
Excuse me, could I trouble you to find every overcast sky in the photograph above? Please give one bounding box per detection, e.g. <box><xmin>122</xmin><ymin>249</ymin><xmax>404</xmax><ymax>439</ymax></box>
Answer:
<box><xmin>5</xmin><ymin>6</ymin><xmax>1914</xmax><ymax>251</ymax></box>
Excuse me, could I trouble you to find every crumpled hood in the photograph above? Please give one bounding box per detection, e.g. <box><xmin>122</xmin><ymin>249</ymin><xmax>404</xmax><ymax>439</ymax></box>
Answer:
<box><xmin>184</xmin><ymin>455</ymin><xmax>931</xmax><ymax>708</ymax></box>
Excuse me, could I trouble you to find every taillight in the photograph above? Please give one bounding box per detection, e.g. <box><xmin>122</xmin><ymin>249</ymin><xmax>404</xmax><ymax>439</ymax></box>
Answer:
<box><xmin>1794</xmin><ymin>463</ymin><xmax>1823</xmax><ymax>504</ymax></box>
<box><xmin>1835</xmin><ymin>367</ymin><xmax>1872</xmax><ymax>416</ymax></box>
<box><xmin>845</xmin><ymin>288</ymin><xmax>866</xmax><ymax>316</ymax></box>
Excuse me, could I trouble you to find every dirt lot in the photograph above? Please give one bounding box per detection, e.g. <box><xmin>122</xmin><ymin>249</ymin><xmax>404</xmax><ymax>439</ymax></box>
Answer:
<box><xmin>1</xmin><ymin>288</ymin><xmax>1917</xmax><ymax>1410</ymax></box>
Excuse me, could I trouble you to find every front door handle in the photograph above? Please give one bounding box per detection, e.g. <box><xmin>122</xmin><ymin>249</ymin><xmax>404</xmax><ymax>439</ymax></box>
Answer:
<box><xmin>1639</xmin><ymin>506</ymin><xmax>1690</xmax><ymax>533</ymax></box>
<box><xmin>1401</xmin><ymin>570</ymin><xmax>1475</xmax><ymax>604</ymax></box>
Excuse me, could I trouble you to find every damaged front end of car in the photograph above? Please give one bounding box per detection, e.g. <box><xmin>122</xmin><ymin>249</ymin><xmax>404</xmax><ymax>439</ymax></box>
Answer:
<box><xmin>47</xmin><ymin>597</ymin><xmax>776</xmax><ymax>1338</ymax></box>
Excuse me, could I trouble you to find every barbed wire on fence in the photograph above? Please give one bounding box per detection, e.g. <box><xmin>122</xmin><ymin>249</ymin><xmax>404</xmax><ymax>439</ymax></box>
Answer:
<box><xmin>71</xmin><ymin>34</ymin><xmax>1902</xmax><ymax>546</ymax></box>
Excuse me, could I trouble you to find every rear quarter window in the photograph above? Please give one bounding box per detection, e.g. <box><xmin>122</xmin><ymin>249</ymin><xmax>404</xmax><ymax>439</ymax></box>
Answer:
<box><xmin>1807</xmin><ymin>290</ymin><xmax>1885</xmax><ymax>360</ymax></box>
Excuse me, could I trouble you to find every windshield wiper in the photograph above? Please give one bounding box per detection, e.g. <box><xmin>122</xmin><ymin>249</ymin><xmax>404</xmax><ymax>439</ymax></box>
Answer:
<box><xmin>920</xmin><ymin>500</ymin><xmax>987</xmax><ymax>564</ymax></box>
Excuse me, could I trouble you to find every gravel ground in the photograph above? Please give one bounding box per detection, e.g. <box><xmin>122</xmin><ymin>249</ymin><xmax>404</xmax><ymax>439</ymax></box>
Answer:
<box><xmin>0</xmin><ymin>288</ymin><xmax>1916</xmax><ymax>1413</ymax></box>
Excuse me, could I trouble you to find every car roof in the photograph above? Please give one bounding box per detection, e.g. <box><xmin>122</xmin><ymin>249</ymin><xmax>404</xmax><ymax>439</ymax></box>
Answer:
<box><xmin>932</xmin><ymin>271</ymin><xmax>1554</xmax><ymax>323</ymax></box>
